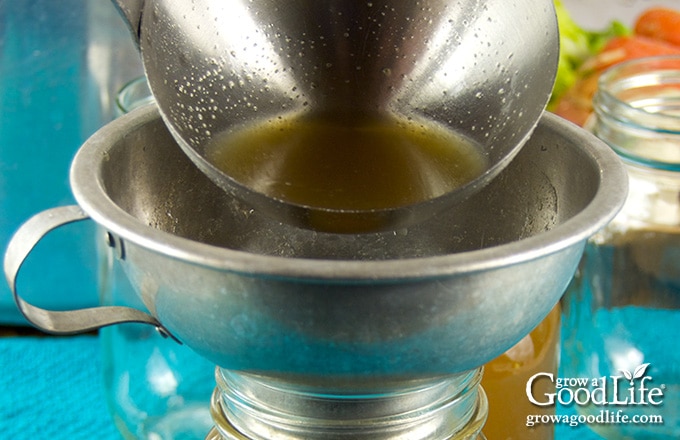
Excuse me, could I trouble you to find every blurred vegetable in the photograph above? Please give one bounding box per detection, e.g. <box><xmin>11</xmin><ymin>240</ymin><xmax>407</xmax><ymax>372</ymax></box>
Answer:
<box><xmin>550</xmin><ymin>0</ymin><xmax>630</xmax><ymax>110</ymax></box>
<box><xmin>551</xmin><ymin>4</ymin><xmax>680</xmax><ymax>126</ymax></box>
<box><xmin>635</xmin><ymin>7</ymin><xmax>680</xmax><ymax>47</ymax></box>
<box><xmin>582</xmin><ymin>34</ymin><xmax>680</xmax><ymax>73</ymax></box>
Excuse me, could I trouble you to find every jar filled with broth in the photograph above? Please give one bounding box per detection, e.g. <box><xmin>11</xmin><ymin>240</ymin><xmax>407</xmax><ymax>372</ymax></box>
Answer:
<box><xmin>482</xmin><ymin>305</ymin><xmax>560</xmax><ymax>440</ymax></box>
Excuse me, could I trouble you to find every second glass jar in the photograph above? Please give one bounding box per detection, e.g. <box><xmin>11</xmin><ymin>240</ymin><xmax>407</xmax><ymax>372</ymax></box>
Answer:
<box><xmin>562</xmin><ymin>55</ymin><xmax>680</xmax><ymax>439</ymax></box>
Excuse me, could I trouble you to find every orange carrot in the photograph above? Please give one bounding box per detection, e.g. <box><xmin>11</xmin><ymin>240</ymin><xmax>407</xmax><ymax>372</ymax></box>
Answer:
<box><xmin>634</xmin><ymin>7</ymin><xmax>680</xmax><ymax>47</ymax></box>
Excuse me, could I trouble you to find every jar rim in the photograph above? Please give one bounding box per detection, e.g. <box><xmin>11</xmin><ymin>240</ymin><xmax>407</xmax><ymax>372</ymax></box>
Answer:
<box><xmin>594</xmin><ymin>55</ymin><xmax>680</xmax><ymax>168</ymax></box>
<box><xmin>595</xmin><ymin>55</ymin><xmax>680</xmax><ymax>134</ymax></box>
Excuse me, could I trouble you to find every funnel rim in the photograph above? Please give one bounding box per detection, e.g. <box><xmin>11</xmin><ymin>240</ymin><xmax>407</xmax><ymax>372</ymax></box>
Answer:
<box><xmin>71</xmin><ymin>106</ymin><xmax>626</xmax><ymax>281</ymax></box>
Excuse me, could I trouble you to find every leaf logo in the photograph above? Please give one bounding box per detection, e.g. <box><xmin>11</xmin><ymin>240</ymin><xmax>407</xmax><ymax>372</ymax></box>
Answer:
<box><xmin>619</xmin><ymin>363</ymin><xmax>650</xmax><ymax>385</ymax></box>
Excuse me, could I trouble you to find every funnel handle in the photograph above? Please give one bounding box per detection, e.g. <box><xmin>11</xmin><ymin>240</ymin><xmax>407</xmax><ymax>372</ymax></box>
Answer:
<box><xmin>4</xmin><ymin>205</ymin><xmax>167</xmax><ymax>336</ymax></box>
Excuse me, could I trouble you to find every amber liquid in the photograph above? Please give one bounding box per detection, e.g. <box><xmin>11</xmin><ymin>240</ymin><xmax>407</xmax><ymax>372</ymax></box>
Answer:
<box><xmin>207</xmin><ymin>112</ymin><xmax>486</xmax><ymax>231</ymax></box>
<box><xmin>481</xmin><ymin>304</ymin><xmax>560</xmax><ymax>440</ymax></box>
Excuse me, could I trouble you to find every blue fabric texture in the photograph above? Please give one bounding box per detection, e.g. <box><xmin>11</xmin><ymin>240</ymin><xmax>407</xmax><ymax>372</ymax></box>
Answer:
<box><xmin>0</xmin><ymin>336</ymin><xmax>120</xmax><ymax>439</ymax></box>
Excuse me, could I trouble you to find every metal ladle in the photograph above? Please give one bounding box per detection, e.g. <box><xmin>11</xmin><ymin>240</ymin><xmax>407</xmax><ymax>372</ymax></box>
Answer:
<box><xmin>113</xmin><ymin>0</ymin><xmax>559</xmax><ymax>232</ymax></box>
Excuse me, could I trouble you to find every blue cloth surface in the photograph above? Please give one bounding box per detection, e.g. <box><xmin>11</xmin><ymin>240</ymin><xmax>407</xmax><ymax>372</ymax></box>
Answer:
<box><xmin>0</xmin><ymin>335</ymin><xmax>120</xmax><ymax>439</ymax></box>
<box><xmin>0</xmin><ymin>335</ymin><xmax>603</xmax><ymax>440</ymax></box>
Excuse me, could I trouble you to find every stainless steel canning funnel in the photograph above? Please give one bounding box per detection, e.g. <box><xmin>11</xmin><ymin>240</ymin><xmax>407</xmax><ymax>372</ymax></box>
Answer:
<box><xmin>6</xmin><ymin>106</ymin><xmax>627</xmax><ymax>383</ymax></box>
<box><xmin>112</xmin><ymin>0</ymin><xmax>560</xmax><ymax>232</ymax></box>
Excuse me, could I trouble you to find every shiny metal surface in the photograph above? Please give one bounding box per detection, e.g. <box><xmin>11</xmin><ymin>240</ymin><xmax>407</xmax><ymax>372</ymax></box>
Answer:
<box><xmin>6</xmin><ymin>105</ymin><xmax>626</xmax><ymax>383</ymax></box>
<box><xmin>112</xmin><ymin>0</ymin><xmax>560</xmax><ymax>231</ymax></box>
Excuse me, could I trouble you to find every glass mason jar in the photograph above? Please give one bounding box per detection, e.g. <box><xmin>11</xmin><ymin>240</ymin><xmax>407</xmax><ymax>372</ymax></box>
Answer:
<box><xmin>99</xmin><ymin>77</ymin><xmax>216</xmax><ymax>440</ymax></box>
<box><xmin>562</xmin><ymin>55</ymin><xmax>680</xmax><ymax>439</ymax></box>
<box><xmin>482</xmin><ymin>305</ymin><xmax>560</xmax><ymax>440</ymax></box>
<box><xmin>115</xmin><ymin>76</ymin><xmax>156</xmax><ymax>116</ymax></box>
<box><xmin>207</xmin><ymin>369</ymin><xmax>489</xmax><ymax>440</ymax></box>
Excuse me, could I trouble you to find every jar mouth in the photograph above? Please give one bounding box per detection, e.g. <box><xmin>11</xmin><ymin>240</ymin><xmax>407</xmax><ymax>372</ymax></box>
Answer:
<box><xmin>593</xmin><ymin>55</ymin><xmax>680</xmax><ymax>169</ymax></box>
<box><xmin>211</xmin><ymin>369</ymin><xmax>487</xmax><ymax>440</ymax></box>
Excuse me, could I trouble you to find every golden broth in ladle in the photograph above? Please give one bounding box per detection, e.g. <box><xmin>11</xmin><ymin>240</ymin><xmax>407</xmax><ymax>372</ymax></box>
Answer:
<box><xmin>207</xmin><ymin>112</ymin><xmax>487</xmax><ymax>232</ymax></box>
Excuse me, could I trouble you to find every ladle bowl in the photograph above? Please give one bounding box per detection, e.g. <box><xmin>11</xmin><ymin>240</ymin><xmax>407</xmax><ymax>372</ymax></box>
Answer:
<box><xmin>112</xmin><ymin>0</ymin><xmax>560</xmax><ymax>231</ymax></box>
<box><xmin>6</xmin><ymin>105</ymin><xmax>627</xmax><ymax>385</ymax></box>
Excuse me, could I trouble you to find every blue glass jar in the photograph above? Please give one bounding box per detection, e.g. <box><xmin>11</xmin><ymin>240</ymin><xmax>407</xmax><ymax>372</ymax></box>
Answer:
<box><xmin>562</xmin><ymin>55</ymin><xmax>680</xmax><ymax>438</ymax></box>
<box><xmin>100</xmin><ymin>77</ymin><xmax>216</xmax><ymax>440</ymax></box>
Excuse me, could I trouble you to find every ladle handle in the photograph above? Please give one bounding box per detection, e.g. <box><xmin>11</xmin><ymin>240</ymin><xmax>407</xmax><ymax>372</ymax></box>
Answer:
<box><xmin>112</xmin><ymin>0</ymin><xmax>144</xmax><ymax>47</ymax></box>
<box><xmin>4</xmin><ymin>205</ymin><xmax>167</xmax><ymax>336</ymax></box>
